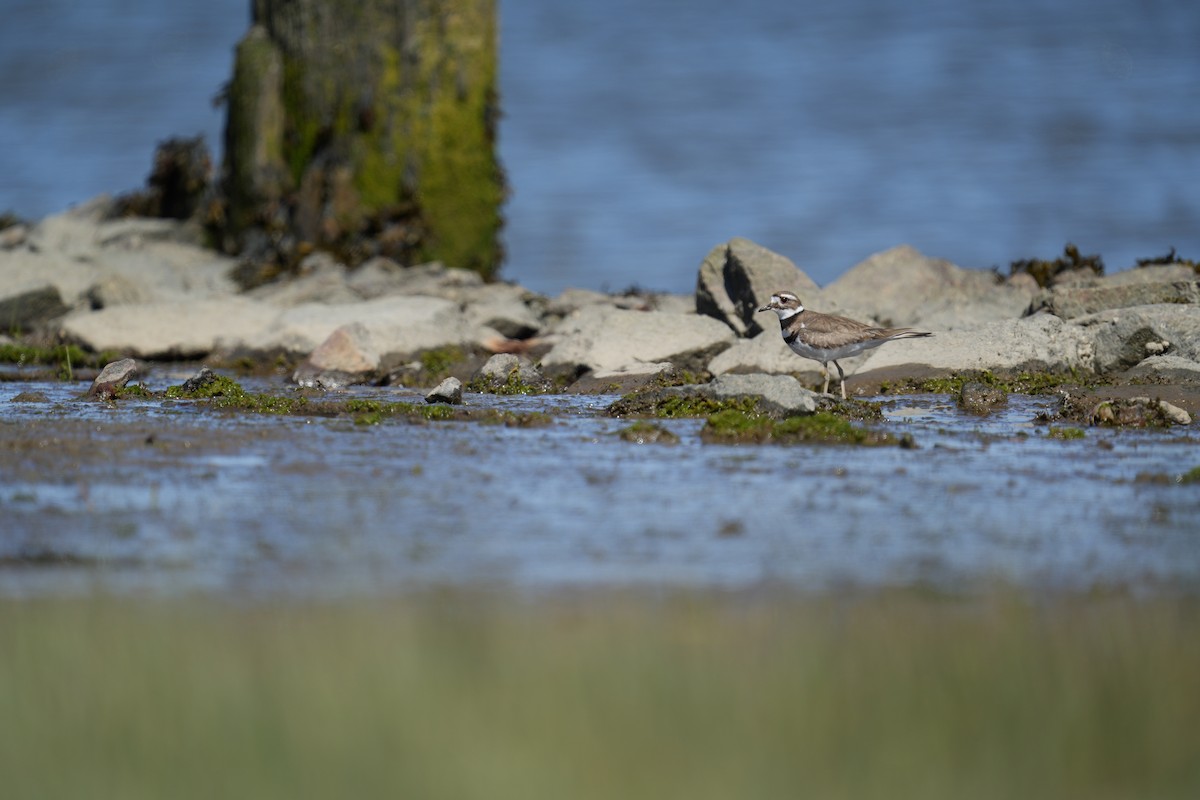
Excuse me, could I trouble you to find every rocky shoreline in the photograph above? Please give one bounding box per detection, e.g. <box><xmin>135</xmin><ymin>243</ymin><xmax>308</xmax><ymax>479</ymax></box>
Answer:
<box><xmin>3</xmin><ymin>197</ymin><xmax>1198</xmax><ymax>423</ymax></box>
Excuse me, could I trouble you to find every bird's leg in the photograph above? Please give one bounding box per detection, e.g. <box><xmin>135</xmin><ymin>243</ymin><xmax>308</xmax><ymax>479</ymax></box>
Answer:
<box><xmin>820</xmin><ymin>362</ymin><xmax>830</xmax><ymax>394</ymax></box>
<box><xmin>833</xmin><ymin>360</ymin><xmax>847</xmax><ymax>400</ymax></box>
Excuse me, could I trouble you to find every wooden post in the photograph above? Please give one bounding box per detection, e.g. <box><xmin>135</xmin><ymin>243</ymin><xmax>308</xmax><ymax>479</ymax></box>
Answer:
<box><xmin>221</xmin><ymin>0</ymin><xmax>504</xmax><ymax>278</ymax></box>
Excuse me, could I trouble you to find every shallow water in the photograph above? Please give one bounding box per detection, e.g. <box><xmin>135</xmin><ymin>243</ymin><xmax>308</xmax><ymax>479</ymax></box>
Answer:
<box><xmin>1</xmin><ymin>376</ymin><xmax>1198</xmax><ymax>598</ymax></box>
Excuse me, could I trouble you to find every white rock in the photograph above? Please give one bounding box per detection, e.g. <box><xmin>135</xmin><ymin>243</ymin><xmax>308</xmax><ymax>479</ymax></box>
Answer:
<box><xmin>425</xmin><ymin>377</ymin><xmax>464</xmax><ymax>405</ymax></box>
<box><xmin>540</xmin><ymin>305</ymin><xmax>735</xmax><ymax>374</ymax></box>
<box><xmin>858</xmin><ymin>314</ymin><xmax>1094</xmax><ymax>376</ymax></box>
<box><xmin>822</xmin><ymin>244</ymin><xmax>1032</xmax><ymax>329</ymax></box>
<box><xmin>706</xmin><ymin>329</ymin><xmax>870</xmax><ymax>383</ymax></box>
<box><xmin>1072</xmin><ymin>304</ymin><xmax>1200</xmax><ymax>372</ymax></box>
<box><xmin>59</xmin><ymin>298</ymin><xmax>277</xmax><ymax>359</ymax></box>
<box><xmin>1122</xmin><ymin>355</ymin><xmax>1200</xmax><ymax>384</ymax></box>
<box><xmin>695</xmin><ymin>237</ymin><xmax>822</xmax><ymax>337</ymax></box>
<box><xmin>702</xmin><ymin>373</ymin><xmax>819</xmax><ymax>415</ymax></box>
<box><xmin>261</xmin><ymin>295</ymin><xmax>478</xmax><ymax>356</ymax></box>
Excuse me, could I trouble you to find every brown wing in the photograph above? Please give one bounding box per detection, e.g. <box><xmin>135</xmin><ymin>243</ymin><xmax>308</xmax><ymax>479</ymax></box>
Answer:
<box><xmin>797</xmin><ymin>310</ymin><xmax>884</xmax><ymax>350</ymax></box>
<box><xmin>800</xmin><ymin>310</ymin><xmax>931</xmax><ymax>348</ymax></box>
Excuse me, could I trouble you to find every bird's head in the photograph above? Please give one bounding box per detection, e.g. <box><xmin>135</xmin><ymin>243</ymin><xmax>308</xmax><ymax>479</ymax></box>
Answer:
<box><xmin>757</xmin><ymin>291</ymin><xmax>804</xmax><ymax>318</ymax></box>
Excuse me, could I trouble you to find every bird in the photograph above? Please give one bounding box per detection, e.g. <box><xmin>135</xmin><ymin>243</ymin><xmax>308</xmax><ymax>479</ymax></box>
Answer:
<box><xmin>757</xmin><ymin>290</ymin><xmax>932</xmax><ymax>399</ymax></box>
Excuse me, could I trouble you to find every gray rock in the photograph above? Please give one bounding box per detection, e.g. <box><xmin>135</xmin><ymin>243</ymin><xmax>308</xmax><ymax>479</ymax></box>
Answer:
<box><xmin>4</xmin><ymin>203</ymin><xmax>239</xmax><ymax>309</ymax></box>
<box><xmin>262</xmin><ymin>295</ymin><xmax>479</xmax><ymax>357</ymax></box>
<box><xmin>545</xmin><ymin>288</ymin><xmax>615</xmax><ymax>318</ymax></box>
<box><xmin>1151</xmin><ymin>399</ymin><xmax>1192</xmax><ymax>426</ymax></box>
<box><xmin>540</xmin><ymin>305</ymin><xmax>735</xmax><ymax>376</ymax></box>
<box><xmin>706</xmin><ymin>329</ymin><xmax>870</xmax><ymax>386</ymax></box>
<box><xmin>180</xmin><ymin>366</ymin><xmax>218</xmax><ymax>394</ymax></box>
<box><xmin>546</xmin><ymin>288</ymin><xmax>692</xmax><ymax>319</ymax></box>
<box><xmin>247</xmin><ymin>254</ymin><xmax>362</xmax><ymax>307</ymax></box>
<box><xmin>822</xmin><ymin>245</ymin><xmax>1030</xmax><ymax>330</ymax></box>
<box><xmin>87</xmin><ymin>358</ymin><xmax>138</xmax><ymax>400</ymax></box>
<box><xmin>87</xmin><ymin>273</ymin><xmax>161</xmax><ymax>309</ymax></box>
<box><xmin>1049</xmin><ymin>264</ymin><xmax>1196</xmax><ymax>290</ymax></box>
<box><xmin>347</xmin><ymin>260</ymin><xmax>483</xmax><ymax>301</ymax></box>
<box><xmin>471</xmin><ymin>353</ymin><xmax>548</xmax><ymax>392</ymax></box>
<box><xmin>858</xmin><ymin>314</ymin><xmax>1095</xmax><ymax>377</ymax></box>
<box><xmin>1075</xmin><ymin>396</ymin><xmax>1192</xmax><ymax>427</ymax></box>
<box><xmin>1072</xmin><ymin>304</ymin><xmax>1200</xmax><ymax>373</ymax></box>
<box><xmin>464</xmin><ymin>284</ymin><xmax>544</xmax><ymax>340</ymax></box>
<box><xmin>1122</xmin><ymin>355</ymin><xmax>1200</xmax><ymax>384</ymax></box>
<box><xmin>343</xmin><ymin>256</ymin><xmax>407</xmax><ymax>298</ymax></box>
<box><xmin>60</xmin><ymin>298</ymin><xmax>277</xmax><ymax>359</ymax></box>
<box><xmin>1027</xmin><ymin>280</ymin><xmax>1199</xmax><ymax>319</ymax></box>
<box><xmin>608</xmin><ymin>373</ymin><xmax>820</xmax><ymax>419</ymax></box>
<box><xmin>425</xmin><ymin>376</ymin><xmax>463</xmax><ymax>405</ymax></box>
<box><xmin>0</xmin><ymin>285</ymin><xmax>68</xmax><ymax>331</ymax></box>
<box><xmin>292</xmin><ymin>323</ymin><xmax>379</xmax><ymax>388</ymax></box>
<box><xmin>0</xmin><ymin>223</ymin><xmax>27</xmax><ymax>249</ymax></box>
<box><xmin>695</xmin><ymin>237</ymin><xmax>821</xmax><ymax>337</ymax></box>
<box><xmin>701</xmin><ymin>373</ymin><xmax>819</xmax><ymax>416</ymax></box>
<box><xmin>958</xmin><ymin>382</ymin><xmax>1008</xmax><ymax>414</ymax></box>
<box><xmin>566</xmin><ymin>362</ymin><xmax>676</xmax><ymax>394</ymax></box>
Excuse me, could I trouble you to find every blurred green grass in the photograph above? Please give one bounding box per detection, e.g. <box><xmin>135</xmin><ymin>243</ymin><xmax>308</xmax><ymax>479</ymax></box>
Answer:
<box><xmin>1</xmin><ymin>591</ymin><xmax>1197</xmax><ymax>799</ymax></box>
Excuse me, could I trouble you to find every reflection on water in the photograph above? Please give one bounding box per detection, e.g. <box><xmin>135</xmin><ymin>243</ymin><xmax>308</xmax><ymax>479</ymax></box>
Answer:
<box><xmin>1</xmin><ymin>380</ymin><xmax>1197</xmax><ymax>598</ymax></box>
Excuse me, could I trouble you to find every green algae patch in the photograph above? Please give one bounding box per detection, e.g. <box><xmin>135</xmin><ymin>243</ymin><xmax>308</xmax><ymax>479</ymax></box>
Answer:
<box><xmin>166</xmin><ymin>374</ymin><xmax>247</xmax><ymax>400</ymax></box>
<box><xmin>1043</xmin><ymin>392</ymin><xmax>1189</xmax><ymax>429</ymax></box>
<box><xmin>880</xmin><ymin>369</ymin><xmax>1101</xmax><ymax>397</ymax></box>
<box><xmin>0</xmin><ymin>343</ymin><xmax>121</xmax><ymax>380</ymax></box>
<box><xmin>1179</xmin><ymin>467</ymin><xmax>1200</xmax><ymax>485</ymax></box>
<box><xmin>418</xmin><ymin>347</ymin><xmax>468</xmax><ymax>383</ymax></box>
<box><xmin>606</xmin><ymin>391</ymin><xmax>759</xmax><ymax>419</ymax></box>
<box><xmin>466</xmin><ymin>368</ymin><xmax>549</xmax><ymax>397</ymax></box>
<box><xmin>701</xmin><ymin>410</ymin><xmax>910</xmax><ymax>447</ymax></box>
<box><xmin>617</xmin><ymin>421</ymin><xmax>680</xmax><ymax>445</ymax></box>
<box><xmin>113</xmin><ymin>384</ymin><xmax>155</xmax><ymax>400</ymax></box>
<box><xmin>161</xmin><ymin>374</ymin><xmax>552</xmax><ymax>428</ymax></box>
<box><xmin>1046</xmin><ymin>426</ymin><xmax>1086</xmax><ymax>440</ymax></box>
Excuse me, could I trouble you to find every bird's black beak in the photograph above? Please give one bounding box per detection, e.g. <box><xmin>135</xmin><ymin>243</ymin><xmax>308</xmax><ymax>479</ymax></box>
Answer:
<box><xmin>757</xmin><ymin>304</ymin><xmax>772</xmax><ymax>313</ymax></box>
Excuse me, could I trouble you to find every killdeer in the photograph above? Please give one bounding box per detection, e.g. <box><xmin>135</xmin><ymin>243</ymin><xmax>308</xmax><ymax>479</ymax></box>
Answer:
<box><xmin>757</xmin><ymin>291</ymin><xmax>932</xmax><ymax>399</ymax></box>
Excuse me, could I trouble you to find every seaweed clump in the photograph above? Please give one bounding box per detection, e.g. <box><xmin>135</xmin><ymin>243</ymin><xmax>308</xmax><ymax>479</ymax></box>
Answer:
<box><xmin>879</xmin><ymin>369</ymin><xmax>1099</xmax><ymax>397</ymax></box>
<box><xmin>1039</xmin><ymin>392</ymin><xmax>1191</xmax><ymax>428</ymax></box>
<box><xmin>161</xmin><ymin>371</ymin><xmax>551</xmax><ymax>427</ymax></box>
<box><xmin>1009</xmin><ymin>243</ymin><xmax>1104</xmax><ymax>288</ymax></box>
<box><xmin>701</xmin><ymin>410</ymin><xmax>913</xmax><ymax>447</ymax></box>
<box><xmin>606</xmin><ymin>392</ymin><xmax>760</xmax><ymax>419</ymax></box>
<box><xmin>1136</xmin><ymin>247</ymin><xmax>1199</xmax><ymax>273</ymax></box>
<box><xmin>616</xmin><ymin>421</ymin><xmax>680</xmax><ymax>445</ymax></box>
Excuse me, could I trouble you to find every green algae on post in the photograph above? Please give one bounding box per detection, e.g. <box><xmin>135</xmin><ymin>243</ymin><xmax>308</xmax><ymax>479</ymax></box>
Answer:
<box><xmin>221</xmin><ymin>0</ymin><xmax>504</xmax><ymax>276</ymax></box>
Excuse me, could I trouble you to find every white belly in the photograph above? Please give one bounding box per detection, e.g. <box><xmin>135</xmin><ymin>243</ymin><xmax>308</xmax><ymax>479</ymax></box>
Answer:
<box><xmin>787</xmin><ymin>337</ymin><xmax>890</xmax><ymax>362</ymax></box>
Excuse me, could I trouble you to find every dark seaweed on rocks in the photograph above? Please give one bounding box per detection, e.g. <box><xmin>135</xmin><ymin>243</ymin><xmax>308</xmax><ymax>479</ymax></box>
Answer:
<box><xmin>1009</xmin><ymin>243</ymin><xmax>1104</xmax><ymax>288</ymax></box>
<box><xmin>1136</xmin><ymin>247</ymin><xmax>1199</xmax><ymax>273</ymax></box>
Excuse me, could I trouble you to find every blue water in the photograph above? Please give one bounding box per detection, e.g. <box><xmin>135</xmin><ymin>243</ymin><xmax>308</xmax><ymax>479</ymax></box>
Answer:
<box><xmin>2</xmin><ymin>0</ymin><xmax>1198</xmax><ymax>294</ymax></box>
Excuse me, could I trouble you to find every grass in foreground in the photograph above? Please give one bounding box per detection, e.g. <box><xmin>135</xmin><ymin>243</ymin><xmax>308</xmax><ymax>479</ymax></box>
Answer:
<box><xmin>0</xmin><ymin>591</ymin><xmax>1197</xmax><ymax>800</ymax></box>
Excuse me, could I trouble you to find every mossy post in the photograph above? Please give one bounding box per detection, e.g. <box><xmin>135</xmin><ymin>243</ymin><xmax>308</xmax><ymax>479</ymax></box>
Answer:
<box><xmin>221</xmin><ymin>0</ymin><xmax>504</xmax><ymax>278</ymax></box>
